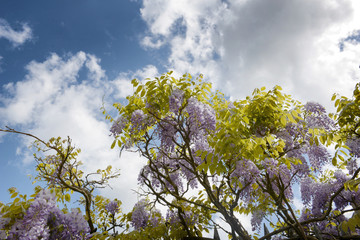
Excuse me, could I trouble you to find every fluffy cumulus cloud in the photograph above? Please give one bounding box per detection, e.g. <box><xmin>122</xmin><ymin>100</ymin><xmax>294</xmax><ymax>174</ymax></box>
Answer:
<box><xmin>111</xmin><ymin>64</ymin><xmax>158</xmax><ymax>99</ymax></box>
<box><xmin>140</xmin><ymin>0</ymin><xmax>360</xmax><ymax>111</ymax></box>
<box><xmin>0</xmin><ymin>18</ymin><xmax>32</xmax><ymax>47</ymax></box>
<box><xmin>0</xmin><ymin>52</ymin><xmax>148</xmax><ymax>212</ymax></box>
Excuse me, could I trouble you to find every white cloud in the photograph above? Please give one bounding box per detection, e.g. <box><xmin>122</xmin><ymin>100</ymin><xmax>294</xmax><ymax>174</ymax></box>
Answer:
<box><xmin>141</xmin><ymin>36</ymin><xmax>164</xmax><ymax>49</ymax></box>
<box><xmin>0</xmin><ymin>18</ymin><xmax>32</xmax><ymax>47</ymax></box>
<box><xmin>140</xmin><ymin>0</ymin><xmax>360</xmax><ymax>111</ymax></box>
<box><xmin>85</xmin><ymin>54</ymin><xmax>106</xmax><ymax>82</ymax></box>
<box><xmin>111</xmin><ymin>64</ymin><xmax>158</xmax><ymax>99</ymax></box>
<box><xmin>0</xmin><ymin>52</ymin><xmax>147</xmax><ymax>212</ymax></box>
<box><xmin>0</xmin><ymin>52</ymin><xmax>87</xmax><ymax>125</ymax></box>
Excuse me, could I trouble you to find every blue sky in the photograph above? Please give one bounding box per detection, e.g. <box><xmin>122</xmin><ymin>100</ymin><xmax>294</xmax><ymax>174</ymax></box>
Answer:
<box><xmin>1</xmin><ymin>0</ymin><xmax>360</xmax><ymax>236</ymax></box>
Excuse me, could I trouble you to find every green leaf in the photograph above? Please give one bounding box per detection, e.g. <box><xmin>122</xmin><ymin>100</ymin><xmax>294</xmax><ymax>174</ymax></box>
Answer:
<box><xmin>111</xmin><ymin>140</ymin><xmax>116</xmax><ymax>149</ymax></box>
<box><xmin>65</xmin><ymin>194</ymin><xmax>71</xmax><ymax>202</ymax></box>
<box><xmin>243</xmin><ymin>116</ymin><xmax>249</xmax><ymax>124</ymax></box>
<box><xmin>280</xmin><ymin>115</ymin><xmax>286</xmax><ymax>126</ymax></box>
<box><xmin>332</xmin><ymin>156</ymin><xmax>337</xmax><ymax>166</ymax></box>
<box><xmin>201</xmin><ymin>151</ymin><xmax>207</xmax><ymax>160</ymax></box>
<box><xmin>209</xmin><ymin>163</ymin><xmax>216</xmax><ymax>175</ymax></box>
<box><xmin>136</xmin><ymin>85</ymin><xmax>143</xmax><ymax>95</ymax></box>
<box><xmin>11</xmin><ymin>192</ymin><xmax>18</xmax><ymax>198</ymax></box>
<box><xmin>131</xmin><ymin>78</ymin><xmax>138</xmax><ymax>87</ymax></box>
<box><xmin>288</xmin><ymin>113</ymin><xmax>296</xmax><ymax>123</ymax></box>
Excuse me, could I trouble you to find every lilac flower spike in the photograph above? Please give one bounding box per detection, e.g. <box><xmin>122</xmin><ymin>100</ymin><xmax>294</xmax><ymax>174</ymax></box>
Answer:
<box><xmin>110</xmin><ymin>116</ymin><xmax>127</xmax><ymax>136</ymax></box>
<box><xmin>169</xmin><ymin>88</ymin><xmax>184</xmax><ymax>113</ymax></box>
<box><xmin>7</xmin><ymin>190</ymin><xmax>89</xmax><ymax>240</ymax></box>
<box><xmin>105</xmin><ymin>201</ymin><xmax>119</xmax><ymax>215</ymax></box>
<box><xmin>131</xmin><ymin>199</ymin><xmax>150</xmax><ymax>230</ymax></box>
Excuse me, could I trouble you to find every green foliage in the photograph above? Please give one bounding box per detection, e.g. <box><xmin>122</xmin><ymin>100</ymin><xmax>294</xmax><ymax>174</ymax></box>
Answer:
<box><xmin>0</xmin><ymin>187</ymin><xmax>34</xmax><ymax>232</ymax></box>
<box><xmin>3</xmin><ymin>73</ymin><xmax>360</xmax><ymax>239</ymax></box>
<box><xmin>110</xmin><ymin>72</ymin><xmax>212</xmax><ymax>149</ymax></box>
<box><xmin>331</xmin><ymin>83</ymin><xmax>360</xmax><ymax>234</ymax></box>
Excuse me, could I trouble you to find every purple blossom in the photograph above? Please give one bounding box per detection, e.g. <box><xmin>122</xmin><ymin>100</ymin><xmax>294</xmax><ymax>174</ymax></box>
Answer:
<box><xmin>231</xmin><ymin>159</ymin><xmax>260</xmax><ymax>192</ymax></box>
<box><xmin>190</xmin><ymin>134</ymin><xmax>213</xmax><ymax>165</ymax></box>
<box><xmin>262</xmin><ymin>158</ymin><xmax>278</xmax><ymax>179</ymax></box>
<box><xmin>130</xmin><ymin>109</ymin><xmax>152</xmax><ymax>134</ymax></box>
<box><xmin>149</xmin><ymin>209</ymin><xmax>162</xmax><ymax>227</ymax></box>
<box><xmin>185</xmin><ymin>97</ymin><xmax>216</xmax><ymax>138</ymax></box>
<box><xmin>110</xmin><ymin>116</ymin><xmax>127</xmax><ymax>136</ymax></box>
<box><xmin>304</xmin><ymin>102</ymin><xmax>335</xmax><ymax>131</ymax></box>
<box><xmin>288</xmin><ymin>150</ymin><xmax>310</xmax><ymax>178</ymax></box>
<box><xmin>300</xmin><ymin>177</ymin><xmax>313</xmax><ymax>205</ymax></box>
<box><xmin>0</xmin><ymin>216</ymin><xmax>10</xmax><ymax>239</ymax></box>
<box><xmin>8</xmin><ymin>189</ymin><xmax>55</xmax><ymax>240</ymax></box>
<box><xmin>304</xmin><ymin>102</ymin><xmax>326</xmax><ymax>115</ymax></box>
<box><xmin>138</xmin><ymin>165</ymin><xmax>161</xmax><ymax>190</ymax></box>
<box><xmin>277</xmin><ymin>164</ymin><xmax>293</xmax><ymax>199</ymax></box>
<box><xmin>316</xmin><ymin>219</ymin><xmax>341</xmax><ymax>239</ymax></box>
<box><xmin>311</xmin><ymin>182</ymin><xmax>332</xmax><ymax>217</ymax></box>
<box><xmin>7</xmin><ymin>190</ymin><xmax>89</xmax><ymax>240</ymax></box>
<box><xmin>105</xmin><ymin>201</ymin><xmax>120</xmax><ymax>215</ymax></box>
<box><xmin>159</xmin><ymin>116</ymin><xmax>177</xmax><ymax>150</ymax></box>
<box><xmin>166</xmin><ymin>209</ymin><xmax>180</xmax><ymax>225</ymax></box>
<box><xmin>166</xmin><ymin>209</ymin><xmax>198</xmax><ymax>227</ymax></box>
<box><xmin>167</xmin><ymin>172</ymin><xmax>183</xmax><ymax>192</ymax></box>
<box><xmin>308</xmin><ymin>144</ymin><xmax>330</xmax><ymax>170</ymax></box>
<box><xmin>346</xmin><ymin>158</ymin><xmax>358</xmax><ymax>175</ymax></box>
<box><xmin>251</xmin><ymin>209</ymin><xmax>265</xmax><ymax>231</ymax></box>
<box><xmin>179</xmin><ymin>159</ymin><xmax>198</xmax><ymax>189</ymax></box>
<box><xmin>332</xmin><ymin>171</ymin><xmax>350</xmax><ymax>210</ymax></box>
<box><xmin>169</xmin><ymin>88</ymin><xmax>184</xmax><ymax>113</ymax></box>
<box><xmin>131</xmin><ymin>199</ymin><xmax>150</xmax><ymax>230</ymax></box>
<box><xmin>49</xmin><ymin>208</ymin><xmax>90</xmax><ymax>240</ymax></box>
<box><xmin>346</xmin><ymin>137</ymin><xmax>360</xmax><ymax>158</ymax></box>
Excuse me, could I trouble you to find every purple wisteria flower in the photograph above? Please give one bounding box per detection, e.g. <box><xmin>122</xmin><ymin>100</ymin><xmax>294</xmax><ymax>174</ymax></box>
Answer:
<box><xmin>231</xmin><ymin>159</ymin><xmax>260</xmax><ymax>202</ymax></box>
<box><xmin>169</xmin><ymin>88</ymin><xmax>184</xmax><ymax>113</ymax></box>
<box><xmin>0</xmin><ymin>215</ymin><xmax>10</xmax><ymax>239</ymax></box>
<box><xmin>110</xmin><ymin>116</ymin><xmax>128</xmax><ymax>136</ymax></box>
<box><xmin>130</xmin><ymin>109</ymin><xmax>153</xmax><ymax>134</ymax></box>
<box><xmin>7</xmin><ymin>189</ymin><xmax>56</xmax><ymax>240</ymax></box>
<box><xmin>251</xmin><ymin>209</ymin><xmax>265</xmax><ymax>231</ymax></box>
<box><xmin>304</xmin><ymin>102</ymin><xmax>335</xmax><ymax>131</ymax></box>
<box><xmin>346</xmin><ymin>158</ymin><xmax>358</xmax><ymax>175</ymax></box>
<box><xmin>300</xmin><ymin>177</ymin><xmax>313</xmax><ymax>206</ymax></box>
<box><xmin>166</xmin><ymin>209</ymin><xmax>198</xmax><ymax>227</ymax></box>
<box><xmin>49</xmin><ymin>208</ymin><xmax>90</xmax><ymax>240</ymax></box>
<box><xmin>6</xmin><ymin>190</ymin><xmax>89</xmax><ymax>240</ymax></box>
<box><xmin>149</xmin><ymin>209</ymin><xmax>162</xmax><ymax>227</ymax></box>
<box><xmin>304</xmin><ymin>102</ymin><xmax>326</xmax><ymax>115</ymax></box>
<box><xmin>159</xmin><ymin>116</ymin><xmax>177</xmax><ymax>151</ymax></box>
<box><xmin>131</xmin><ymin>199</ymin><xmax>150</xmax><ymax>230</ymax></box>
<box><xmin>105</xmin><ymin>200</ymin><xmax>120</xmax><ymax>215</ymax></box>
<box><xmin>308</xmin><ymin>144</ymin><xmax>330</xmax><ymax>171</ymax></box>
<box><xmin>310</xmin><ymin>182</ymin><xmax>332</xmax><ymax>217</ymax></box>
<box><xmin>346</xmin><ymin>137</ymin><xmax>360</xmax><ymax>158</ymax></box>
<box><xmin>185</xmin><ymin>97</ymin><xmax>216</xmax><ymax>138</ymax></box>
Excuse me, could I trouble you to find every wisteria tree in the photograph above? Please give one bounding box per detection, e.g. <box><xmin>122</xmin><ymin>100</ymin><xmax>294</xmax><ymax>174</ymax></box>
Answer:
<box><xmin>0</xmin><ymin>128</ymin><xmax>189</xmax><ymax>239</ymax></box>
<box><xmin>108</xmin><ymin>72</ymin><xmax>360</xmax><ymax>240</ymax></box>
<box><xmin>1</xmin><ymin>72</ymin><xmax>360</xmax><ymax>240</ymax></box>
<box><xmin>0</xmin><ymin>128</ymin><xmax>126</xmax><ymax>239</ymax></box>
